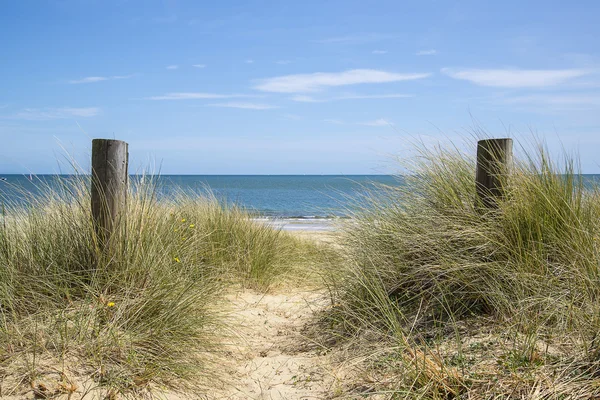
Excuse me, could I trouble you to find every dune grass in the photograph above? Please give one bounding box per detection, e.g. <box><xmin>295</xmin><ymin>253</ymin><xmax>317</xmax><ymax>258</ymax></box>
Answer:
<box><xmin>0</xmin><ymin>175</ymin><xmax>317</xmax><ymax>397</ymax></box>
<box><xmin>323</xmin><ymin>139</ymin><xmax>600</xmax><ymax>398</ymax></box>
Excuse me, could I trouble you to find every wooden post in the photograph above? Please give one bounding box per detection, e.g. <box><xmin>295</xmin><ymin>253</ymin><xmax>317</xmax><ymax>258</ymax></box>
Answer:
<box><xmin>91</xmin><ymin>139</ymin><xmax>129</xmax><ymax>244</ymax></box>
<box><xmin>475</xmin><ymin>138</ymin><xmax>513</xmax><ymax>208</ymax></box>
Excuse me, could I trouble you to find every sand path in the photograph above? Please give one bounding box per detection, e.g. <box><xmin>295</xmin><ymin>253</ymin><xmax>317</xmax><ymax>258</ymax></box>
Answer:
<box><xmin>214</xmin><ymin>288</ymin><xmax>337</xmax><ymax>400</ymax></box>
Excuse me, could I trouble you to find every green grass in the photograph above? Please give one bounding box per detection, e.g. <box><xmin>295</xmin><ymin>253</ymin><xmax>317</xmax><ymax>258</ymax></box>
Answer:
<box><xmin>0</xmin><ymin>176</ymin><xmax>318</xmax><ymax>397</ymax></box>
<box><xmin>322</xmin><ymin>139</ymin><xmax>600</xmax><ymax>398</ymax></box>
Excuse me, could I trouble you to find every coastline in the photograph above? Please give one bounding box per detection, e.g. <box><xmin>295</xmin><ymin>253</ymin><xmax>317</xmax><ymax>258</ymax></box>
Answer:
<box><xmin>252</xmin><ymin>217</ymin><xmax>338</xmax><ymax>232</ymax></box>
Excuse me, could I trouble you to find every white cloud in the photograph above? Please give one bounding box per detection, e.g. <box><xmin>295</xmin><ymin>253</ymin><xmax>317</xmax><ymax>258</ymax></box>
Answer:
<box><xmin>502</xmin><ymin>94</ymin><xmax>600</xmax><ymax>108</ymax></box>
<box><xmin>416</xmin><ymin>49</ymin><xmax>437</xmax><ymax>56</ymax></box>
<box><xmin>192</xmin><ymin>64</ymin><xmax>206</xmax><ymax>68</ymax></box>
<box><xmin>276</xmin><ymin>60</ymin><xmax>291</xmax><ymax>65</ymax></box>
<box><xmin>6</xmin><ymin>107</ymin><xmax>101</xmax><ymax>120</ymax></box>
<box><xmin>372</xmin><ymin>50</ymin><xmax>388</xmax><ymax>54</ymax></box>
<box><xmin>147</xmin><ymin>92</ymin><xmax>253</xmax><ymax>100</ymax></box>
<box><xmin>442</xmin><ymin>67</ymin><xmax>593</xmax><ymax>88</ymax></box>
<box><xmin>291</xmin><ymin>93</ymin><xmax>413</xmax><ymax>102</ymax></box>
<box><xmin>70</xmin><ymin>76</ymin><xmax>108</xmax><ymax>84</ymax></box>
<box><xmin>291</xmin><ymin>95</ymin><xmax>321</xmax><ymax>103</ymax></box>
<box><xmin>245</xmin><ymin>59</ymin><xmax>254</xmax><ymax>64</ymax></box>
<box><xmin>360</xmin><ymin>118</ymin><xmax>393</xmax><ymax>127</ymax></box>
<box><xmin>254</xmin><ymin>69</ymin><xmax>431</xmax><ymax>93</ymax></box>
<box><xmin>69</xmin><ymin>75</ymin><xmax>133</xmax><ymax>84</ymax></box>
<box><xmin>207</xmin><ymin>102</ymin><xmax>277</xmax><ymax>110</ymax></box>
<box><xmin>166</xmin><ymin>65</ymin><xmax>179</xmax><ymax>70</ymax></box>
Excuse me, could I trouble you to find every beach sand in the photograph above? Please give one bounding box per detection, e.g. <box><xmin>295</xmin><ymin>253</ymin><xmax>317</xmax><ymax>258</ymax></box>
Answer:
<box><xmin>255</xmin><ymin>218</ymin><xmax>337</xmax><ymax>232</ymax></box>
<box><xmin>212</xmin><ymin>289</ymin><xmax>335</xmax><ymax>399</ymax></box>
<box><xmin>211</xmin><ymin>228</ymin><xmax>343</xmax><ymax>399</ymax></box>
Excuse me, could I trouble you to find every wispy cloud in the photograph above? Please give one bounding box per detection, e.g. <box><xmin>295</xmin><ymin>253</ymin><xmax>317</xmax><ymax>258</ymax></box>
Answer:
<box><xmin>207</xmin><ymin>102</ymin><xmax>277</xmax><ymax>110</ymax></box>
<box><xmin>147</xmin><ymin>92</ymin><xmax>254</xmax><ymax>100</ymax></box>
<box><xmin>4</xmin><ymin>107</ymin><xmax>101</xmax><ymax>120</ymax></box>
<box><xmin>317</xmin><ymin>33</ymin><xmax>397</xmax><ymax>44</ymax></box>
<box><xmin>502</xmin><ymin>94</ymin><xmax>600</xmax><ymax>109</ymax></box>
<box><xmin>255</xmin><ymin>69</ymin><xmax>431</xmax><ymax>93</ymax></box>
<box><xmin>442</xmin><ymin>67</ymin><xmax>593</xmax><ymax>88</ymax></box>
<box><xmin>290</xmin><ymin>95</ymin><xmax>321</xmax><ymax>103</ymax></box>
<box><xmin>291</xmin><ymin>93</ymin><xmax>413</xmax><ymax>102</ymax></box>
<box><xmin>166</xmin><ymin>65</ymin><xmax>179</xmax><ymax>70</ymax></box>
<box><xmin>372</xmin><ymin>50</ymin><xmax>388</xmax><ymax>55</ymax></box>
<box><xmin>360</xmin><ymin>118</ymin><xmax>393</xmax><ymax>127</ymax></box>
<box><xmin>276</xmin><ymin>60</ymin><xmax>292</xmax><ymax>65</ymax></box>
<box><xmin>416</xmin><ymin>49</ymin><xmax>437</xmax><ymax>56</ymax></box>
<box><xmin>68</xmin><ymin>75</ymin><xmax>134</xmax><ymax>84</ymax></box>
<box><xmin>245</xmin><ymin>59</ymin><xmax>254</xmax><ymax>64</ymax></box>
<box><xmin>192</xmin><ymin>64</ymin><xmax>206</xmax><ymax>68</ymax></box>
<box><xmin>70</xmin><ymin>77</ymin><xmax>108</xmax><ymax>84</ymax></box>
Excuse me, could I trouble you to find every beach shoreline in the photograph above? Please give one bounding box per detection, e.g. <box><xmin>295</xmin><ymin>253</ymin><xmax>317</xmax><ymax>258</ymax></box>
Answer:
<box><xmin>253</xmin><ymin>217</ymin><xmax>339</xmax><ymax>232</ymax></box>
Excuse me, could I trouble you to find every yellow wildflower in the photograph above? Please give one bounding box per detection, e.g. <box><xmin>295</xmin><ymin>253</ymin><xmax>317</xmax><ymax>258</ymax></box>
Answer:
<box><xmin>107</xmin><ymin>302</ymin><xmax>115</xmax><ymax>307</ymax></box>
<box><xmin>174</xmin><ymin>257</ymin><xmax>181</xmax><ymax>263</ymax></box>
<box><xmin>189</xmin><ymin>224</ymin><xmax>195</xmax><ymax>228</ymax></box>
<box><xmin>181</xmin><ymin>218</ymin><xmax>186</xmax><ymax>223</ymax></box>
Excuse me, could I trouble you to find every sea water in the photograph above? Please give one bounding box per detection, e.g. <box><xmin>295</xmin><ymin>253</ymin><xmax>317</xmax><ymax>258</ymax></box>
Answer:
<box><xmin>0</xmin><ymin>175</ymin><xmax>401</xmax><ymax>230</ymax></box>
<box><xmin>3</xmin><ymin>174</ymin><xmax>600</xmax><ymax>231</ymax></box>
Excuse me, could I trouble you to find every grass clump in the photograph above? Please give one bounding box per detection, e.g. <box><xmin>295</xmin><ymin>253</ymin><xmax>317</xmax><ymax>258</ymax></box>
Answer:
<box><xmin>324</xmin><ymin>139</ymin><xmax>600</xmax><ymax>398</ymax></box>
<box><xmin>174</xmin><ymin>194</ymin><xmax>318</xmax><ymax>289</ymax></box>
<box><xmin>0</xmin><ymin>176</ymin><xmax>310</xmax><ymax>397</ymax></box>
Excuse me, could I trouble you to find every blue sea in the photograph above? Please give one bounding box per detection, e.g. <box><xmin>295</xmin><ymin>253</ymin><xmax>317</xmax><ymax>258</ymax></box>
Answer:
<box><xmin>3</xmin><ymin>174</ymin><xmax>600</xmax><ymax>231</ymax></box>
<box><xmin>0</xmin><ymin>174</ymin><xmax>400</xmax><ymax>219</ymax></box>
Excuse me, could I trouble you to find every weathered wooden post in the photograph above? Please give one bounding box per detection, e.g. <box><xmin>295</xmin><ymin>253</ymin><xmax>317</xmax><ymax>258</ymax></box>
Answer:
<box><xmin>91</xmin><ymin>139</ymin><xmax>129</xmax><ymax>245</ymax></box>
<box><xmin>475</xmin><ymin>138</ymin><xmax>513</xmax><ymax>209</ymax></box>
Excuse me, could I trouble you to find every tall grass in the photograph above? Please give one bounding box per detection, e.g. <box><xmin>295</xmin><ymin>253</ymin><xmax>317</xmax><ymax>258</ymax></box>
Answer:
<box><xmin>325</xmin><ymin>139</ymin><xmax>600</xmax><ymax>398</ymax></box>
<box><xmin>0</xmin><ymin>175</ymin><xmax>312</xmax><ymax>397</ymax></box>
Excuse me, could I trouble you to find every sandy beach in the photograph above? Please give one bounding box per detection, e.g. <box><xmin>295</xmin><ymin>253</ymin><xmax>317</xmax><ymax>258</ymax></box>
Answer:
<box><xmin>255</xmin><ymin>218</ymin><xmax>338</xmax><ymax>232</ymax></box>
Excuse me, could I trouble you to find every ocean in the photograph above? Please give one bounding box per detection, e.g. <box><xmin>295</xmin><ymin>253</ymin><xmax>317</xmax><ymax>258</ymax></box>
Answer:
<box><xmin>0</xmin><ymin>174</ymin><xmax>400</xmax><ymax>219</ymax></box>
<box><xmin>3</xmin><ymin>173</ymin><xmax>600</xmax><ymax>231</ymax></box>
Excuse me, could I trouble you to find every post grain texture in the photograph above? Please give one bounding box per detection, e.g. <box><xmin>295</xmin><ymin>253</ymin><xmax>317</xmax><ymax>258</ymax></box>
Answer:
<box><xmin>91</xmin><ymin>139</ymin><xmax>129</xmax><ymax>244</ymax></box>
<box><xmin>476</xmin><ymin>138</ymin><xmax>513</xmax><ymax>209</ymax></box>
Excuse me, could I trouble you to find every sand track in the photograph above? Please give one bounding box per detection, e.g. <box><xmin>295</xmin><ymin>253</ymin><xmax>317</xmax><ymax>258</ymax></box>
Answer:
<box><xmin>214</xmin><ymin>289</ymin><xmax>336</xmax><ymax>400</ymax></box>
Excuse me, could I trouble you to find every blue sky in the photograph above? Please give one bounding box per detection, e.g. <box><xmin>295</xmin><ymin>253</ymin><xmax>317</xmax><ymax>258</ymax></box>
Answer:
<box><xmin>1</xmin><ymin>0</ymin><xmax>599</xmax><ymax>174</ymax></box>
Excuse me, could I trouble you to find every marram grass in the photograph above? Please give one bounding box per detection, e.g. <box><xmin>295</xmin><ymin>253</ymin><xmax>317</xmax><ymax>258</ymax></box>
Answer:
<box><xmin>323</xmin><ymin>139</ymin><xmax>600</xmax><ymax>398</ymax></box>
<box><xmin>0</xmin><ymin>175</ymin><xmax>317</xmax><ymax>397</ymax></box>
